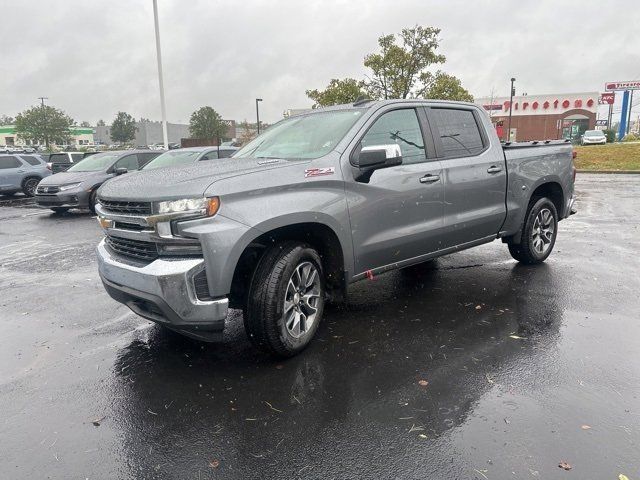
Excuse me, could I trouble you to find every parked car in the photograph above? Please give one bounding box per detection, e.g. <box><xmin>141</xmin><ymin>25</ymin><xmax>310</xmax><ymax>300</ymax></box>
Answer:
<box><xmin>35</xmin><ymin>150</ymin><xmax>160</xmax><ymax>213</ymax></box>
<box><xmin>95</xmin><ymin>99</ymin><xmax>576</xmax><ymax>356</ymax></box>
<box><xmin>0</xmin><ymin>154</ymin><xmax>51</xmax><ymax>196</ymax></box>
<box><xmin>48</xmin><ymin>152</ymin><xmax>85</xmax><ymax>174</ymax></box>
<box><xmin>140</xmin><ymin>146</ymin><xmax>239</xmax><ymax>170</ymax></box>
<box><xmin>581</xmin><ymin>129</ymin><xmax>607</xmax><ymax>145</ymax></box>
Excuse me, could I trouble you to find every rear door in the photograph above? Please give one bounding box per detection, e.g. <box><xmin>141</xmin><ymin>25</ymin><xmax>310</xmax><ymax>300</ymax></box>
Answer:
<box><xmin>344</xmin><ymin>106</ymin><xmax>444</xmax><ymax>275</ymax></box>
<box><xmin>0</xmin><ymin>155</ymin><xmax>25</xmax><ymax>191</ymax></box>
<box><xmin>425</xmin><ymin>106</ymin><xmax>507</xmax><ymax>247</ymax></box>
<box><xmin>114</xmin><ymin>154</ymin><xmax>140</xmax><ymax>172</ymax></box>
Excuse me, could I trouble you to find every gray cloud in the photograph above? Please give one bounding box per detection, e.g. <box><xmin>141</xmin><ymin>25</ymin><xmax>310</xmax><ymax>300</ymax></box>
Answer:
<box><xmin>1</xmin><ymin>0</ymin><xmax>638</xmax><ymax>125</ymax></box>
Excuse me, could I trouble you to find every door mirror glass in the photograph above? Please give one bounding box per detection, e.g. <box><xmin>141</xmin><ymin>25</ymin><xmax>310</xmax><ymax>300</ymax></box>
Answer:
<box><xmin>114</xmin><ymin>167</ymin><xmax>128</xmax><ymax>175</ymax></box>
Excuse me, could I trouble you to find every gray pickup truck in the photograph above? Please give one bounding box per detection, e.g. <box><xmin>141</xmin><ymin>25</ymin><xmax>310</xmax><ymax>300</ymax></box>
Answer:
<box><xmin>96</xmin><ymin>99</ymin><xmax>576</xmax><ymax>357</ymax></box>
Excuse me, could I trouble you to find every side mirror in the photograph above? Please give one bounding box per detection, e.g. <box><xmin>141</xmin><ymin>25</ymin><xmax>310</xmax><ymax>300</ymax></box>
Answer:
<box><xmin>354</xmin><ymin>144</ymin><xmax>402</xmax><ymax>182</ymax></box>
<box><xmin>114</xmin><ymin>167</ymin><xmax>128</xmax><ymax>175</ymax></box>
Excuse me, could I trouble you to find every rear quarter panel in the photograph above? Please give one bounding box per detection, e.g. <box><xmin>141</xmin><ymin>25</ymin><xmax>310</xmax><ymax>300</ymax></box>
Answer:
<box><xmin>501</xmin><ymin>143</ymin><xmax>574</xmax><ymax>235</ymax></box>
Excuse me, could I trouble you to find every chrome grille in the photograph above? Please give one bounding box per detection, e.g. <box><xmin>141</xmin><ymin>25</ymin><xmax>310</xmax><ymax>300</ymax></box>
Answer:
<box><xmin>37</xmin><ymin>185</ymin><xmax>60</xmax><ymax>194</ymax></box>
<box><xmin>100</xmin><ymin>200</ymin><xmax>152</xmax><ymax>215</ymax></box>
<box><xmin>105</xmin><ymin>236</ymin><xmax>158</xmax><ymax>262</ymax></box>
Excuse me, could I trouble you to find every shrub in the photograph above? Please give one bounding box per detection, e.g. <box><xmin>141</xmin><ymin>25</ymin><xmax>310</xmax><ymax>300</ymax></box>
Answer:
<box><xmin>603</xmin><ymin>129</ymin><xmax>616</xmax><ymax>143</ymax></box>
<box><xmin>622</xmin><ymin>133</ymin><xmax>640</xmax><ymax>142</ymax></box>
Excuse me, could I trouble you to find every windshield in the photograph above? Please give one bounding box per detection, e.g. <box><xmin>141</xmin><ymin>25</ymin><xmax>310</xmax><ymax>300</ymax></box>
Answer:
<box><xmin>234</xmin><ymin>109</ymin><xmax>363</xmax><ymax>160</ymax></box>
<box><xmin>67</xmin><ymin>153</ymin><xmax>121</xmax><ymax>172</ymax></box>
<box><xmin>584</xmin><ymin>130</ymin><xmax>603</xmax><ymax>137</ymax></box>
<box><xmin>142</xmin><ymin>150</ymin><xmax>201</xmax><ymax>170</ymax></box>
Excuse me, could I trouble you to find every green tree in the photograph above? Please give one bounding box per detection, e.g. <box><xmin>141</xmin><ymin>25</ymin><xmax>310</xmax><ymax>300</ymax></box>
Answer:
<box><xmin>306</xmin><ymin>78</ymin><xmax>368</xmax><ymax>107</ymax></box>
<box><xmin>14</xmin><ymin>105</ymin><xmax>74</xmax><ymax>148</ymax></box>
<box><xmin>80</xmin><ymin>121</ymin><xmax>91</xmax><ymax>127</ymax></box>
<box><xmin>422</xmin><ymin>71</ymin><xmax>474</xmax><ymax>102</ymax></box>
<box><xmin>110</xmin><ymin>112</ymin><xmax>137</xmax><ymax>143</ymax></box>
<box><xmin>364</xmin><ymin>25</ymin><xmax>446</xmax><ymax>99</ymax></box>
<box><xmin>97</xmin><ymin>119</ymin><xmax>106</xmax><ymax>126</ymax></box>
<box><xmin>0</xmin><ymin>115</ymin><xmax>14</xmax><ymax>125</ymax></box>
<box><xmin>189</xmin><ymin>106</ymin><xmax>228</xmax><ymax>140</ymax></box>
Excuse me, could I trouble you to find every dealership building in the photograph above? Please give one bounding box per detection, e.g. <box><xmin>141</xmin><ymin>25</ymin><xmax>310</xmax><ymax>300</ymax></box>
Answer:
<box><xmin>474</xmin><ymin>92</ymin><xmax>599</xmax><ymax>142</ymax></box>
<box><xmin>0</xmin><ymin>125</ymin><xmax>94</xmax><ymax>147</ymax></box>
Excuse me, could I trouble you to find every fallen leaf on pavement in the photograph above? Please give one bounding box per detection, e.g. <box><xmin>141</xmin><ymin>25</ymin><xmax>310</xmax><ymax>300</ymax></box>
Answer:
<box><xmin>92</xmin><ymin>416</ymin><xmax>106</xmax><ymax>427</ymax></box>
<box><xmin>558</xmin><ymin>461</ymin><xmax>572</xmax><ymax>471</ymax></box>
<box><xmin>418</xmin><ymin>379</ymin><xmax>429</xmax><ymax>387</ymax></box>
<box><xmin>581</xmin><ymin>425</ymin><xmax>591</xmax><ymax>430</ymax></box>
<box><xmin>509</xmin><ymin>335</ymin><xmax>525</xmax><ymax>340</ymax></box>
<box><xmin>619</xmin><ymin>475</ymin><xmax>629</xmax><ymax>480</ymax></box>
<box><xmin>475</xmin><ymin>305</ymin><xmax>482</xmax><ymax>310</ymax></box>
<box><xmin>209</xmin><ymin>460</ymin><xmax>220</xmax><ymax>468</ymax></box>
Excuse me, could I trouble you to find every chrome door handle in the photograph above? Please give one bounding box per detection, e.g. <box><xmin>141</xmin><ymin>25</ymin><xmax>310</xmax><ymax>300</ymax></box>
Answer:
<box><xmin>419</xmin><ymin>174</ymin><xmax>440</xmax><ymax>184</ymax></box>
<box><xmin>487</xmin><ymin>165</ymin><xmax>503</xmax><ymax>173</ymax></box>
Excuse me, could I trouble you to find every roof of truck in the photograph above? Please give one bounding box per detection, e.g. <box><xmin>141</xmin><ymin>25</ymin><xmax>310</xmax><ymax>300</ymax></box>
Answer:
<box><xmin>295</xmin><ymin>98</ymin><xmax>479</xmax><ymax>118</ymax></box>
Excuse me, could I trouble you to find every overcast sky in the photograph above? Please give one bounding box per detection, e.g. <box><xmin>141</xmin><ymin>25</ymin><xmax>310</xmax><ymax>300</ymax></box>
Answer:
<box><xmin>1</xmin><ymin>0</ymin><xmax>639</xmax><ymax>125</ymax></box>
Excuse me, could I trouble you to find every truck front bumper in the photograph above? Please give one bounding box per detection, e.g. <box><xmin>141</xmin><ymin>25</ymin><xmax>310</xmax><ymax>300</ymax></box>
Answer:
<box><xmin>96</xmin><ymin>239</ymin><xmax>228</xmax><ymax>341</ymax></box>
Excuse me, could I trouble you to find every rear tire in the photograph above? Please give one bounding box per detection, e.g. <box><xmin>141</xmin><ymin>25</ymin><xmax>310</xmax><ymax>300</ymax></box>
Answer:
<box><xmin>244</xmin><ymin>241</ymin><xmax>325</xmax><ymax>357</ymax></box>
<box><xmin>22</xmin><ymin>177</ymin><xmax>40</xmax><ymax>197</ymax></box>
<box><xmin>508</xmin><ymin>197</ymin><xmax>558</xmax><ymax>264</ymax></box>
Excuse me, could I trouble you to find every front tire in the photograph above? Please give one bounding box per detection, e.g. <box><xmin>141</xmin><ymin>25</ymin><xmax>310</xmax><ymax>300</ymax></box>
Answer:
<box><xmin>508</xmin><ymin>197</ymin><xmax>558</xmax><ymax>264</ymax></box>
<box><xmin>88</xmin><ymin>190</ymin><xmax>98</xmax><ymax>214</ymax></box>
<box><xmin>22</xmin><ymin>177</ymin><xmax>40</xmax><ymax>197</ymax></box>
<box><xmin>244</xmin><ymin>241</ymin><xmax>325</xmax><ymax>357</ymax></box>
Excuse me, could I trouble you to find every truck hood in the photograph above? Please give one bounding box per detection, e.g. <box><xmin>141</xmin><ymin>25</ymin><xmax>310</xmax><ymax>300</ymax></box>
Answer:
<box><xmin>39</xmin><ymin>170</ymin><xmax>106</xmax><ymax>186</ymax></box>
<box><xmin>97</xmin><ymin>157</ymin><xmax>294</xmax><ymax>201</ymax></box>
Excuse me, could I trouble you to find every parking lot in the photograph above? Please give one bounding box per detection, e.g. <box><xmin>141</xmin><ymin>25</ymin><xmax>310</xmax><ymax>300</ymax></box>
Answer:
<box><xmin>0</xmin><ymin>174</ymin><xmax>639</xmax><ymax>479</ymax></box>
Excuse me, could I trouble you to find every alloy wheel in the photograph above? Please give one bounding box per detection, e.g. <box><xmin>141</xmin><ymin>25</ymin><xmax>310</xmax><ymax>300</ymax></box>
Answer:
<box><xmin>532</xmin><ymin>208</ymin><xmax>555</xmax><ymax>255</ymax></box>
<box><xmin>283</xmin><ymin>262</ymin><xmax>321</xmax><ymax>338</ymax></box>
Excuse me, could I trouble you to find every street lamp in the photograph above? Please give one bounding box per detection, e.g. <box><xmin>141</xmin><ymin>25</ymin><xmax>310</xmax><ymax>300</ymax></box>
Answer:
<box><xmin>256</xmin><ymin>98</ymin><xmax>263</xmax><ymax>135</ymax></box>
<box><xmin>152</xmin><ymin>0</ymin><xmax>169</xmax><ymax>150</ymax></box>
<box><xmin>507</xmin><ymin>77</ymin><xmax>516</xmax><ymax>142</ymax></box>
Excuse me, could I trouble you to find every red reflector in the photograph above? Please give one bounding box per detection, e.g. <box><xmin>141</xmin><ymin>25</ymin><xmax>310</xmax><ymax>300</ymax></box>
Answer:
<box><xmin>572</xmin><ymin>150</ymin><xmax>578</xmax><ymax>159</ymax></box>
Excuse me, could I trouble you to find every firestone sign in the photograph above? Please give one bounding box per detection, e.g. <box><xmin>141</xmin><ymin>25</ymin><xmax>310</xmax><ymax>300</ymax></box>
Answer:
<box><xmin>605</xmin><ymin>81</ymin><xmax>640</xmax><ymax>91</ymax></box>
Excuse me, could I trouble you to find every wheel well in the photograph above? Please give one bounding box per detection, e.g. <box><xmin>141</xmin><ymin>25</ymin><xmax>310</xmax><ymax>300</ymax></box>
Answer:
<box><xmin>530</xmin><ymin>182</ymin><xmax>564</xmax><ymax>216</ymax></box>
<box><xmin>21</xmin><ymin>175</ymin><xmax>41</xmax><ymax>186</ymax></box>
<box><xmin>228</xmin><ymin>223</ymin><xmax>346</xmax><ymax>309</ymax></box>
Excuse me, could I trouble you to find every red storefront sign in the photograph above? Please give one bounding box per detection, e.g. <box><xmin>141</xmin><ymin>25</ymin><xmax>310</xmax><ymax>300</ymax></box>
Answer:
<box><xmin>599</xmin><ymin>92</ymin><xmax>615</xmax><ymax>104</ymax></box>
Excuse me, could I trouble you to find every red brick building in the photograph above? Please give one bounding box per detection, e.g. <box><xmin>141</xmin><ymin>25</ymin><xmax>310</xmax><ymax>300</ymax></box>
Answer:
<box><xmin>475</xmin><ymin>92</ymin><xmax>598</xmax><ymax>142</ymax></box>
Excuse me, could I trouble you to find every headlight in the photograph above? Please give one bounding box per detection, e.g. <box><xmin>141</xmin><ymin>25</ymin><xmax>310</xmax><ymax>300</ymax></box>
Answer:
<box><xmin>157</xmin><ymin>197</ymin><xmax>220</xmax><ymax>216</ymax></box>
<box><xmin>59</xmin><ymin>182</ymin><xmax>82</xmax><ymax>191</ymax></box>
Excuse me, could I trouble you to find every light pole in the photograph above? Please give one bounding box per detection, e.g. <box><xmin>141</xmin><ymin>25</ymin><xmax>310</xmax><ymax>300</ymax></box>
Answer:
<box><xmin>256</xmin><ymin>98</ymin><xmax>263</xmax><ymax>135</ymax></box>
<box><xmin>507</xmin><ymin>77</ymin><xmax>516</xmax><ymax>142</ymax></box>
<box><xmin>152</xmin><ymin>0</ymin><xmax>169</xmax><ymax>150</ymax></box>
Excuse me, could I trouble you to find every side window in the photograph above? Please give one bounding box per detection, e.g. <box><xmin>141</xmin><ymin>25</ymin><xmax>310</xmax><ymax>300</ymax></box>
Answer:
<box><xmin>201</xmin><ymin>151</ymin><xmax>219</xmax><ymax>160</ymax></box>
<box><xmin>218</xmin><ymin>149</ymin><xmax>235</xmax><ymax>158</ymax></box>
<box><xmin>360</xmin><ymin>109</ymin><xmax>426</xmax><ymax>165</ymax></box>
<box><xmin>138</xmin><ymin>152</ymin><xmax>158</xmax><ymax>167</ymax></box>
<box><xmin>71</xmin><ymin>153</ymin><xmax>84</xmax><ymax>162</ymax></box>
<box><xmin>115</xmin><ymin>154</ymin><xmax>139</xmax><ymax>171</ymax></box>
<box><xmin>21</xmin><ymin>155</ymin><xmax>42</xmax><ymax>166</ymax></box>
<box><xmin>430</xmin><ymin>109</ymin><xmax>485</xmax><ymax>158</ymax></box>
<box><xmin>0</xmin><ymin>156</ymin><xmax>22</xmax><ymax>169</ymax></box>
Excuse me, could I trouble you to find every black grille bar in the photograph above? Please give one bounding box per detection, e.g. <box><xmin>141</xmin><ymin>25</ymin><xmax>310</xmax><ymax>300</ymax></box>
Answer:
<box><xmin>193</xmin><ymin>270</ymin><xmax>213</xmax><ymax>301</ymax></box>
<box><xmin>100</xmin><ymin>200</ymin><xmax>152</xmax><ymax>215</ymax></box>
<box><xmin>105</xmin><ymin>236</ymin><xmax>159</xmax><ymax>262</ymax></box>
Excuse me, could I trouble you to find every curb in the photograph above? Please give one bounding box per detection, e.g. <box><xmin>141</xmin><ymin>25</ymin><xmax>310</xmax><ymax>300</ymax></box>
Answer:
<box><xmin>577</xmin><ymin>170</ymin><xmax>640</xmax><ymax>174</ymax></box>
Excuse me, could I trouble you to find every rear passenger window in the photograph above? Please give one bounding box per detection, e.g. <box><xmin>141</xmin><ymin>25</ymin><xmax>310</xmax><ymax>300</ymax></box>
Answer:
<box><xmin>219</xmin><ymin>149</ymin><xmax>235</xmax><ymax>158</ymax></box>
<box><xmin>430</xmin><ymin>108</ymin><xmax>485</xmax><ymax>158</ymax></box>
<box><xmin>21</xmin><ymin>156</ymin><xmax>42</xmax><ymax>166</ymax></box>
<box><xmin>71</xmin><ymin>153</ymin><xmax>84</xmax><ymax>162</ymax></box>
<box><xmin>360</xmin><ymin>109</ymin><xmax>426</xmax><ymax>164</ymax></box>
<box><xmin>0</xmin><ymin>156</ymin><xmax>21</xmax><ymax>169</ymax></box>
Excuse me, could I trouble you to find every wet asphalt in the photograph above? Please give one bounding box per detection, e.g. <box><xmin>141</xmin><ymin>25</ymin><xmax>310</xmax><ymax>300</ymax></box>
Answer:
<box><xmin>0</xmin><ymin>174</ymin><xmax>639</xmax><ymax>480</ymax></box>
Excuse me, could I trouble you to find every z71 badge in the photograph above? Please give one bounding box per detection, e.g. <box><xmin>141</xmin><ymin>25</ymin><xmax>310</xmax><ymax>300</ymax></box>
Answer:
<box><xmin>304</xmin><ymin>167</ymin><xmax>335</xmax><ymax>178</ymax></box>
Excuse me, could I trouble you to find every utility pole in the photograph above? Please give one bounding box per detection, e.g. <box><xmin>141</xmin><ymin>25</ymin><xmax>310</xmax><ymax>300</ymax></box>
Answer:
<box><xmin>507</xmin><ymin>78</ymin><xmax>516</xmax><ymax>142</ymax></box>
<box><xmin>38</xmin><ymin>97</ymin><xmax>48</xmax><ymax>107</ymax></box>
<box><xmin>152</xmin><ymin>0</ymin><xmax>169</xmax><ymax>150</ymax></box>
<box><xmin>256</xmin><ymin>98</ymin><xmax>263</xmax><ymax>135</ymax></box>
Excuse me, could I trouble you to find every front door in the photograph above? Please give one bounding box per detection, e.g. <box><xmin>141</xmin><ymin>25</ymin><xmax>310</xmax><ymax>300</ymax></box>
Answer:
<box><xmin>344</xmin><ymin>107</ymin><xmax>444</xmax><ymax>275</ymax></box>
<box><xmin>426</xmin><ymin>106</ymin><xmax>507</xmax><ymax>248</ymax></box>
